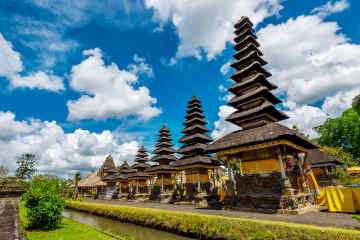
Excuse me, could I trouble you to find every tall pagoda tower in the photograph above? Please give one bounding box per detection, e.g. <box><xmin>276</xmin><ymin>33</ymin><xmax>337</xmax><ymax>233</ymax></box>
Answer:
<box><xmin>146</xmin><ymin>125</ymin><xmax>178</xmax><ymax>200</ymax></box>
<box><xmin>127</xmin><ymin>146</ymin><xmax>152</xmax><ymax>197</ymax></box>
<box><xmin>206</xmin><ymin>17</ymin><xmax>319</xmax><ymax>213</ymax></box>
<box><xmin>173</xmin><ymin>96</ymin><xmax>220</xmax><ymax>198</ymax></box>
<box><xmin>132</xmin><ymin>146</ymin><xmax>151</xmax><ymax>172</ymax></box>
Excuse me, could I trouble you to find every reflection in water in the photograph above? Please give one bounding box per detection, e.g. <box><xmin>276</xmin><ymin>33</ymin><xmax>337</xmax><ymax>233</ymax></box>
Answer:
<box><xmin>62</xmin><ymin>209</ymin><xmax>193</xmax><ymax>240</ymax></box>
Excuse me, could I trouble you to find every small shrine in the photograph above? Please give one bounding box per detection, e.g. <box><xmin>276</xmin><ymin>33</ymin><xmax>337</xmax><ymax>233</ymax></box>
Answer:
<box><xmin>173</xmin><ymin>96</ymin><xmax>221</xmax><ymax>203</ymax></box>
<box><xmin>98</xmin><ymin>155</ymin><xmax>119</xmax><ymax>200</ymax></box>
<box><xmin>127</xmin><ymin>146</ymin><xmax>152</xmax><ymax>200</ymax></box>
<box><xmin>307</xmin><ymin>149</ymin><xmax>342</xmax><ymax>187</ymax></box>
<box><xmin>145</xmin><ymin>125</ymin><xmax>178</xmax><ymax>202</ymax></box>
<box><xmin>116</xmin><ymin>161</ymin><xmax>132</xmax><ymax>199</ymax></box>
<box><xmin>206</xmin><ymin>16</ymin><xmax>319</xmax><ymax>214</ymax></box>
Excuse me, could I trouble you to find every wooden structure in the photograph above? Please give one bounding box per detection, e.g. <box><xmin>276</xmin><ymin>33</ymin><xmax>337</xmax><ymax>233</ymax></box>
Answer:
<box><xmin>206</xmin><ymin>17</ymin><xmax>319</xmax><ymax>214</ymax></box>
<box><xmin>146</xmin><ymin>125</ymin><xmax>178</xmax><ymax>202</ymax></box>
<box><xmin>116</xmin><ymin>161</ymin><xmax>132</xmax><ymax>199</ymax></box>
<box><xmin>77</xmin><ymin>172</ymin><xmax>106</xmax><ymax>199</ymax></box>
<box><xmin>308</xmin><ymin>149</ymin><xmax>342</xmax><ymax>187</ymax></box>
<box><xmin>127</xmin><ymin>146</ymin><xmax>152</xmax><ymax>200</ymax></box>
<box><xmin>173</xmin><ymin>96</ymin><xmax>221</xmax><ymax>203</ymax></box>
<box><xmin>0</xmin><ymin>177</ymin><xmax>25</xmax><ymax>198</ymax></box>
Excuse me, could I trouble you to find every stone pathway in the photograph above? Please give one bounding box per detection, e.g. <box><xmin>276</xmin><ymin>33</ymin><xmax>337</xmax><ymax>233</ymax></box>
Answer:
<box><xmin>0</xmin><ymin>199</ymin><xmax>24</xmax><ymax>240</ymax></box>
<box><xmin>85</xmin><ymin>199</ymin><xmax>360</xmax><ymax>230</ymax></box>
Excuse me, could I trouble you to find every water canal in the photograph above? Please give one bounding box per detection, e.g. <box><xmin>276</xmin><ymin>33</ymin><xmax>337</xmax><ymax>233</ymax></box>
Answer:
<box><xmin>63</xmin><ymin>209</ymin><xmax>194</xmax><ymax>240</ymax></box>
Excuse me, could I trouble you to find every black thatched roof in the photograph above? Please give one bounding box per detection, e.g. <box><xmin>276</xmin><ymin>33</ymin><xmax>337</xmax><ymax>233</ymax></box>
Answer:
<box><xmin>172</xmin><ymin>155</ymin><xmax>221</xmax><ymax>168</ymax></box>
<box><xmin>308</xmin><ymin>149</ymin><xmax>343</xmax><ymax>167</ymax></box>
<box><xmin>145</xmin><ymin>164</ymin><xmax>177</xmax><ymax>173</ymax></box>
<box><xmin>151</xmin><ymin>124</ymin><xmax>178</xmax><ymax>166</ymax></box>
<box><xmin>206</xmin><ymin>123</ymin><xmax>317</xmax><ymax>153</ymax></box>
<box><xmin>174</xmin><ymin>96</ymin><xmax>220</xmax><ymax>168</ymax></box>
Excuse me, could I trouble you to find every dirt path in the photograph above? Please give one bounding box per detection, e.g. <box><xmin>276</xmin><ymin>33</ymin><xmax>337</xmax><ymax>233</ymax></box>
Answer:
<box><xmin>85</xmin><ymin>199</ymin><xmax>360</xmax><ymax>230</ymax></box>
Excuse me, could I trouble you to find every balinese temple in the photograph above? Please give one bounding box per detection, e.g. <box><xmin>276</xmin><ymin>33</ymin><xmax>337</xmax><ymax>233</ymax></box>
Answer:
<box><xmin>98</xmin><ymin>155</ymin><xmax>119</xmax><ymax>199</ymax></box>
<box><xmin>97</xmin><ymin>155</ymin><xmax>118</xmax><ymax>178</ymax></box>
<box><xmin>127</xmin><ymin>146</ymin><xmax>152</xmax><ymax>199</ymax></box>
<box><xmin>145</xmin><ymin>125</ymin><xmax>178</xmax><ymax>201</ymax></box>
<box><xmin>173</xmin><ymin>96</ymin><xmax>221</xmax><ymax>202</ymax></box>
<box><xmin>206</xmin><ymin>16</ymin><xmax>319</xmax><ymax>213</ymax></box>
<box><xmin>114</xmin><ymin>161</ymin><xmax>132</xmax><ymax>199</ymax></box>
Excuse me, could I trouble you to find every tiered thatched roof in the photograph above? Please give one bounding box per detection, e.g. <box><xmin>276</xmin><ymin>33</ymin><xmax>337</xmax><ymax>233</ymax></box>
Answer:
<box><xmin>207</xmin><ymin>17</ymin><xmax>316</xmax><ymax>153</ymax></box>
<box><xmin>132</xmin><ymin>146</ymin><xmax>151</xmax><ymax>172</ymax></box>
<box><xmin>146</xmin><ymin>125</ymin><xmax>178</xmax><ymax>173</ymax></box>
<box><xmin>173</xmin><ymin>96</ymin><xmax>220</xmax><ymax>168</ymax></box>
<box><xmin>226</xmin><ymin>16</ymin><xmax>288</xmax><ymax>130</ymax></box>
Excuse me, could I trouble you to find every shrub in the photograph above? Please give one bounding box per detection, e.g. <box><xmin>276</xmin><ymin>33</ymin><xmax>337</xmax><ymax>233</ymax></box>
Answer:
<box><xmin>66</xmin><ymin>200</ymin><xmax>360</xmax><ymax>240</ymax></box>
<box><xmin>22</xmin><ymin>176</ymin><xmax>65</xmax><ymax>230</ymax></box>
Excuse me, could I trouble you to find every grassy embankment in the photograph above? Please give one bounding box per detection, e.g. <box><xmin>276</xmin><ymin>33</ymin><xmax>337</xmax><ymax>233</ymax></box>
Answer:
<box><xmin>19</xmin><ymin>203</ymin><xmax>133</xmax><ymax>240</ymax></box>
<box><xmin>67</xmin><ymin>200</ymin><xmax>360</xmax><ymax>240</ymax></box>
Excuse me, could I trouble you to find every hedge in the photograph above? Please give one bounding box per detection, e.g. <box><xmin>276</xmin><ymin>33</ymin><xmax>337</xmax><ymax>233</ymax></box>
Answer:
<box><xmin>66</xmin><ymin>200</ymin><xmax>360</xmax><ymax>240</ymax></box>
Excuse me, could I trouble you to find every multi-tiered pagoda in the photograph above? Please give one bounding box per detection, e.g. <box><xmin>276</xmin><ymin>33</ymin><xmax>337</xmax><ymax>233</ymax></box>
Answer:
<box><xmin>173</xmin><ymin>96</ymin><xmax>220</xmax><ymax>201</ymax></box>
<box><xmin>146</xmin><ymin>125</ymin><xmax>178</xmax><ymax>201</ymax></box>
<box><xmin>127</xmin><ymin>146</ymin><xmax>152</xmax><ymax>198</ymax></box>
<box><xmin>206</xmin><ymin>16</ymin><xmax>318</xmax><ymax>213</ymax></box>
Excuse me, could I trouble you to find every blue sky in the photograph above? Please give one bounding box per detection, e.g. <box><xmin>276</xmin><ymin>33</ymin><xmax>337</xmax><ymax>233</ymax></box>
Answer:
<box><xmin>0</xmin><ymin>0</ymin><xmax>359</xmax><ymax>177</ymax></box>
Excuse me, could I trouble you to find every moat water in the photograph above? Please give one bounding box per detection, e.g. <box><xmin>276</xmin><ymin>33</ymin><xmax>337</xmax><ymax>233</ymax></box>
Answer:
<box><xmin>63</xmin><ymin>209</ymin><xmax>193</xmax><ymax>240</ymax></box>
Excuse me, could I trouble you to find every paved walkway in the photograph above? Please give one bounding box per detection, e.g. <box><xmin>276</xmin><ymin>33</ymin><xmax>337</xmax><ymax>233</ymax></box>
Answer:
<box><xmin>0</xmin><ymin>199</ymin><xmax>20</xmax><ymax>240</ymax></box>
<box><xmin>85</xmin><ymin>199</ymin><xmax>360</xmax><ymax>230</ymax></box>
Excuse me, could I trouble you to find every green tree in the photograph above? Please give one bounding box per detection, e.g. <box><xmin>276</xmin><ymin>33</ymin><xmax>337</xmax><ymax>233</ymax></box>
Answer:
<box><xmin>316</xmin><ymin>109</ymin><xmax>360</xmax><ymax>162</ymax></box>
<box><xmin>0</xmin><ymin>165</ymin><xmax>9</xmax><ymax>177</ymax></box>
<box><xmin>320</xmin><ymin>146</ymin><xmax>356</xmax><ymax>167</ymax></box>
<box><xmin>73</xmin><ymin>172</ymin><xmax>81</xmax><ymax>199</ymax></box>
<box><xmin>22</xmin><ymin>176</ymin><xmax>65</xmax><ymax>230</ymax></box>
<box><xmin>16</xmin><ymin>153</ymin><xmax>37</xmax><ymax>179</ymax></box>
<box><xmin>353</xmin><ymin>95</ymin><xmax>360</xmax><ymax>115</ymax></box>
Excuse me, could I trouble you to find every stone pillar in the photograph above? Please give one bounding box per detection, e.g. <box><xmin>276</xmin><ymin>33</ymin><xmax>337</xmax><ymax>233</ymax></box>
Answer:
<box><xmin>161</xmin><ymin>175</ymin><xmax>164</xmax><ymax>192</ymax></box>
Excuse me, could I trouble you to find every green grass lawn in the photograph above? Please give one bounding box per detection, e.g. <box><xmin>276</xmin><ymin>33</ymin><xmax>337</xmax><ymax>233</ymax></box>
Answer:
<box><xmin>24</xmin><ymin>218</ymin><xmax>116</xmax><ymax>240</ymax></box>
<box><xmin>19</xmin><ymin>203</ymin><xmax>130</xmax><ymax>240</ymax></box>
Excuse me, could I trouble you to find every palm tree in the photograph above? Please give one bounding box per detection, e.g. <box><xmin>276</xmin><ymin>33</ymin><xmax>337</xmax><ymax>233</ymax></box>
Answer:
<box><xmin>74</xmin><ymin>172</ymin><xmax>81</xmax><ymax>200</ymax></box>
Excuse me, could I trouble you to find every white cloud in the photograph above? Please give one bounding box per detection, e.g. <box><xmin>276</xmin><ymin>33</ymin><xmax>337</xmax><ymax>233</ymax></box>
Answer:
<box><xmin>0</xmin><ymin>33</ymin><xmax>23</xmax><ymax>77</ymax></box>
<box><xmin>281</xmin><ymin>87</ymin><xmax>360</xmax><ymax>138</ymax></box>
<box><xmin>211</xmin><ymin>105</ymin><xmax>240</xmax><ymax>140</ymax></box>
<box><xmin>312</xmin><ymin>0</ymin><xmax>349</xmax><ymax>18</ymax></box>
<box><xmin>127</xmin><ymin>54</ymin><xmax>154</xmax><ymax>78</ymax></box>
<box><xmin>258</xmin><ymin>12</ymin><xmax>360</xmax><ymax>105</ymax></box>
<box><xmin>0</xmin><ymin>110</ymin><xmax>140</xmax><ymax>177</ymax></box>
<box><xmin>67</xmin><ymin>48</ymin><xmax>161</xmax><ymax>121</ymax></box>
<box><xmin>145</xmin><ymin>0</ymin><xmax>283</xmax><ymax>60</ymax></box>
<box><xmin>11</xmin><ymin>72</ymin><xmax>65</xmax><ymax>91</ymax></box>
<box><xmin>220</xmin><ymin>61</ymin><xmax>232</xmax><ymax>75</ymax></box>
<box><xmin>0</xmin><ymin>32</ymin><xmax>64</xmax><ymax>91</ymax></box>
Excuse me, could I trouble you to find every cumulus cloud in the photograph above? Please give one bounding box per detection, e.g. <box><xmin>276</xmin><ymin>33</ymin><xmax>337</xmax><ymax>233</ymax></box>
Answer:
<box><xmin>127</xmin><ymin>54</ymin><xmax>154</xmax><ymax>78</ymax></box>
<box><xmin>0</xmin><ymin>110</ymin><xmax>140</xmax><ymax>177</ymax></box>
<box><xmin>145</xmin><ymin>0</ymin><xmax>283</xmax><ymax>60</ymax></box>
<box><xmin>258</xmin><ymin>12</ymin><xmax>360</xmax><ymax>105</ymax></box>
<box><xmin>211</xmin><ymin>105</ymin><xmax>239</xmax><ymax>140</ymax></box>
<box><xmin>0</xmin><ymin>32</ymin><xmax>64</xmax><ymax>91</ymax></box>
<box><xmin>312</xmin><ymin>0</ymin><xmax>349</xmax><ymax>18</ymax></box>
<box><xmin>220</xmin><ymin>61</ymin><xmax>232</xmax><ymax>75</ymax></box>
<box><xmin>67</xmin><ymin>48</ymin><xmax>161</xmax><ymax>121</ymax></box>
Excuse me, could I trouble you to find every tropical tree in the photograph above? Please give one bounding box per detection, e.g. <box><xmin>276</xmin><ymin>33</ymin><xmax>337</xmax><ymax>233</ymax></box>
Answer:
<box><xmin>353</xmin><ymin>95</ymin><xmax>360</xmax><ymax>115</ymax></box>
<box><xmin>315</xmin><ymin>109</ymin><xmax>360</xmax><ymax>162</ymax></box>
<box><xmin>73</xmin><ymin>172</ymin><xmax>81</xmax><ymax>199</ymax></box>
<box><xmin>0</xmin><ymin>165</ymin><xmax>9</xmax><ymax>177</ymax></box>
<box><xmin>16</xmin><ymin>153</ymin><xmax>37</xmax><ymax>179</ymax></box>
